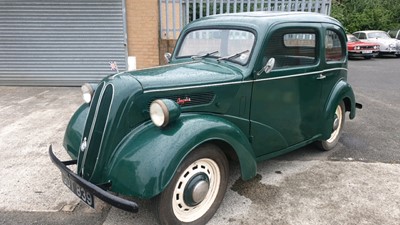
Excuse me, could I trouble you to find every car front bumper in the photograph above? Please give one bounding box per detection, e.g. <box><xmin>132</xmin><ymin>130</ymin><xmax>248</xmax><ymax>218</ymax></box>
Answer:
<box><xmin>348</xmin><ymin>50</ymin><xmax>378</xmax><ymax>58</ymax></box>
<box><xmin>379</xmin><ymin>48</ymin><xmax>400</xmax><ymax>54</ymax></box>
<box><xmin>48</xmin><ymin>145</ymin><xmax>139</xmax><ymax>213</ymax></box>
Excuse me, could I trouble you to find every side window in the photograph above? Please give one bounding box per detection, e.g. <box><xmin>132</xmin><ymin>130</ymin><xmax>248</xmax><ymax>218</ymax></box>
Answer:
<box><xmin>388</xmin><ymin>30</ymin><xmax>396</xmax><ymax>38</ymax></box>
<box><xmin>325</xmin><ymin>30</ymin><xmax>344</xmax><ymax>62</ymax></box>
<box><xmin>358</xmin><ymin>33</ymin><xmax>366</xmax><ymax>39</ymax></box>
<box><xmin>264</xmin><ymin>28</ymin><xmax>317</xmax><ymax>70</ymax></box>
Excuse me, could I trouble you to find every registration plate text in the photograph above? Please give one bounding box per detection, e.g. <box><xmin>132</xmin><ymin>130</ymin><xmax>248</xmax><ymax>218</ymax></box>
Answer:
<box><xmin>62</xmin><ymin>173</ymin><xmax>95</xmax><ymax>208</ymax></box>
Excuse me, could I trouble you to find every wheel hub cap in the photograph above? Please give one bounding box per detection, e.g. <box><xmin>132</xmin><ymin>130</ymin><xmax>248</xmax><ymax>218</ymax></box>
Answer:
<box><xmin>333</xmin><ymin>114</ymin><xmax>339</xmax><ymax>131</ymax></box>
<box><xmin>184</xmin><ymin>173</ymin><xmax>210</xmax><ymax>206</ymax></box>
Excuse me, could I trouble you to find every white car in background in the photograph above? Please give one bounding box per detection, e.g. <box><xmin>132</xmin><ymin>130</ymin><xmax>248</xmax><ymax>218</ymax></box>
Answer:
<box><xmin>353</xmin><ymin>30</ymin><xmax>400</xmax><ymax>57</ymax></box>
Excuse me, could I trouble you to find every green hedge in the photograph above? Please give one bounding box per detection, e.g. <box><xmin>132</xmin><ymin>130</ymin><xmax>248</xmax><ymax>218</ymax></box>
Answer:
<box><xmin>331</xmin><ymin>0</ymin><xmax>400</xmax><ymax>33</ymax></box>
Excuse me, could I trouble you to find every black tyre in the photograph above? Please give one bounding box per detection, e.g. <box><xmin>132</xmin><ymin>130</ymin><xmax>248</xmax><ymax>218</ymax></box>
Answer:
<box><xmin>318</xmin><ymin>101</ymin><xmax>345</xmax><ymax>151</ymax></box>
<box><xmin>396</xmin><ymin>54</ymin><xmax>400</xmax><ymax>58</ymax></box>
<box><xmin>155</xmin><ymin>144</ymin><xmax>229</xmax><ymax>225</ymax></box>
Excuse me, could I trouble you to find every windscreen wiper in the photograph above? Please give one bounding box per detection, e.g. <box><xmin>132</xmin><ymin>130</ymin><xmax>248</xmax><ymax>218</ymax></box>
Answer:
<box><xmin>191</xmin><ymin>51</ymin><xmax>219</xmax><ymax>60</ymax></box>
<box><xmin>217</xmin><ymin>50</ymin><xmax>249</xmax><ymax>62</ymax></box>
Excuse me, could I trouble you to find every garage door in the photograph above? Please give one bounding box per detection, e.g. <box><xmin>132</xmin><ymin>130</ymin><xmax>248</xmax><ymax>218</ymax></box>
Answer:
<box><xmin>0</xmin><ymin>0</ymin><xmax>127</xmax><ymax>86</ymax></box>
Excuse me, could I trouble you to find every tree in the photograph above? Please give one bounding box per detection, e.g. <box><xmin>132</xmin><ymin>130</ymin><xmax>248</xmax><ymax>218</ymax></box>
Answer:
<box><xmin>331</xmin><ymin>0</ymin><xmax>400</xmax><ymax>33</ymax></box>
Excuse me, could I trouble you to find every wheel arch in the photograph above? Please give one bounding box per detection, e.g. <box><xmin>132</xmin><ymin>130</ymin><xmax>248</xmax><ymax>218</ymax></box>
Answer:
<box><xmin>105</xmin><ymin>114</ymin><xmax>257</xmax><ymax>199</ymax></box>
<box><xmin>322</xmin><ymin>79</ymin><xmax>356</xmax><ymax>139</ymax></box>
<box><xmin>343</xmin><ymin>96</ymin><xmax>352</xmax><ymax>114</ymax></box>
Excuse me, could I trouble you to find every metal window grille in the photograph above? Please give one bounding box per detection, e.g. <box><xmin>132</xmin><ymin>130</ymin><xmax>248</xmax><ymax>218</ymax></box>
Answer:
<box><xmin>159</xmin><ymin>0</ymin><xmax>332</xmax><ymax>40</ymax></box>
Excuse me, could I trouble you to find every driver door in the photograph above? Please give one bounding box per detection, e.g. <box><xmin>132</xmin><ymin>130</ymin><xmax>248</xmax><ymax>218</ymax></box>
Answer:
<box><xmin>250</xmin><ymin>24</ymin><xmax>323</xmax><ymax>158</ymax></box>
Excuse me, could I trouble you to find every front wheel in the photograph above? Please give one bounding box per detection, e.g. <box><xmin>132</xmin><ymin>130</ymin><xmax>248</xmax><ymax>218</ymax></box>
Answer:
<box><xmin>318</xmin><ymin>101</ymin><xmax>345</xmax><ymax>151</ymax></box>
<box><xmin>155</xmin><ymin>144</ymin><xmax>229</xmax><ymax>225</ymax></box>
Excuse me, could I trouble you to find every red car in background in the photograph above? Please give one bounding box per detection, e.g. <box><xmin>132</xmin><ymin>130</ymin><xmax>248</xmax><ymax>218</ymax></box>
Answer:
<box><xmin>347</xmin><ymin>34</ymin><xmax>379</xmax><ymax>59</ymax></box>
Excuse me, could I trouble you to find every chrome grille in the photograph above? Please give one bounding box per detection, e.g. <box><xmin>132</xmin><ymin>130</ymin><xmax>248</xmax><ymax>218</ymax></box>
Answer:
<box><xmin>78</xmin><ymin>82</ymin><xmax>114</xmax><ymax>179</ymax></box>
<box><xmin>360</xmin><ymin>46</ymin><xmax>375</xmax><ymax>50</ymax></box>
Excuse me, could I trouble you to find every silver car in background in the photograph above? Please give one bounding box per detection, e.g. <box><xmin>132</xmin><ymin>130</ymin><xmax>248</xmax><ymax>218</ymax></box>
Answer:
<box><xmin>353</xmin><ymin>30</ymin><xmax>400</xmax><ymax>57</ymax></box>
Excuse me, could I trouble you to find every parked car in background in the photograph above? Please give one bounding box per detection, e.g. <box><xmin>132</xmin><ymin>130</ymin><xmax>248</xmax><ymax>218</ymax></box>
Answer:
<box><xmin>346</xmin><ymin>34</ymin><xmax>379</xmax><ymax>59</ymax></box>
<box><xmin>388</xmin><ymin>29</ymin><xmax>400</xmax><ymax>40</ymax></box>
<box><xmin>353</xmin><ymin>30</ymin><xmax>400</xmax><ymax>57</ymax></box>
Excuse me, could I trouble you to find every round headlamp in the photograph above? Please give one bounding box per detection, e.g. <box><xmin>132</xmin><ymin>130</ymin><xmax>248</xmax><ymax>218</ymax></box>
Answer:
<box><xmin>355</xmin><ymin>46</ymin><xmax>360</xmax><ymax>50</ymax></box>
<box><xmin>81</xmin><ymin>83</ymin><xmax>95</xmax><ymax>103</ymax></box>
<box><xmin>150</xmin><ymin>99</ymin><xmax>181</xmax><ymax>127</ymax></box>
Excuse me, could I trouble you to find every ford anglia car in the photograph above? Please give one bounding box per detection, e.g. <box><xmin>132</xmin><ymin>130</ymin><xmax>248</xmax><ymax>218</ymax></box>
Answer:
<box><xmin>49</xmin><ymin>12</ymin><xmax>361</xmax><ymax>225</ymax></box>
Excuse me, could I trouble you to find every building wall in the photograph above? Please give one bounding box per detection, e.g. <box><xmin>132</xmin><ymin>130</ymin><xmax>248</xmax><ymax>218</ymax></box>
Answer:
<box><xmin>159</xmin><ymin>39</ymin><xmax>177</xmax><ymax>65</ymax></box>
<box><xmin>126</xmin><ymin>0</ymin><xmax>160</xmax><ymax>69</ymax></box>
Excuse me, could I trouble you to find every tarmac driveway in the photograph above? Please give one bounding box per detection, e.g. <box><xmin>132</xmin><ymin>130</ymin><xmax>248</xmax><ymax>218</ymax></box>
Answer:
<box><xmin>0</xmin><ymin>87</ymin><xmax>81</xmax><ymax>212</ymax></box>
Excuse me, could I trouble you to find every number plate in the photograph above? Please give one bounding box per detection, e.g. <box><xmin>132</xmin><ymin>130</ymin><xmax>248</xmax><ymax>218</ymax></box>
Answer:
<box><xmin>62</xmin><ymin>173</ymin><xmax>95</xmax><ymax>208</ymax></box>
<box><xmin>362</xmin><ymin>50</ymin><xmax>372</xmax><ymax>54</ymax></box>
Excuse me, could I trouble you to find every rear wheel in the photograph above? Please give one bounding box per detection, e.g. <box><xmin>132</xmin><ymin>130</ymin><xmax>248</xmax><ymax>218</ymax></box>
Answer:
<box><xmin>318</xmin><ymin>101</ymin><xmax>345</xmax><ymax>151</ymax></box>
<box><xmin>155</xmin><ymin>144</ymin><xmax>229</xmax><ymax>225</ymax></box>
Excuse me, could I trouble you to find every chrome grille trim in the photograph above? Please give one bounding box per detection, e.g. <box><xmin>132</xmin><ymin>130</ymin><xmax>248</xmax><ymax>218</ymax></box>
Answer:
<box><xmin>79</xmin><ymin>82</ymin><xmax>115</xmax><ymax>179</ymax></box>
<box><xmin>90</xmin><ymin>83</ymin><xmax>115</xmax><ymax>180</ymax></box>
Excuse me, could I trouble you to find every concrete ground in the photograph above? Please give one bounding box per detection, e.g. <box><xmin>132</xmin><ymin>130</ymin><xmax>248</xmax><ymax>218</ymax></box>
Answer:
<box><xmin>0</xmin><ymin>58</ymin><xmax>399</xmax><ymax>225</ymax></box>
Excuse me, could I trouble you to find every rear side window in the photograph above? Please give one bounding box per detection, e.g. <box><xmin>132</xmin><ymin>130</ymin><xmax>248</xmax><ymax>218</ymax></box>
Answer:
<box><xmin>264</xmin><ymin>28</ymin><xmax>317</xmax><ymax>69</ymax></box>
<box><xmin>388</xmin><ymin>30</ymin><xmax>396</xmax><ymax>38</ymax></box>
<box><xmin>388</xmin><ymin>30</ymin><xmax>400</xmax><ymax>39</ymax></box>
<box><xmin>325</xmin><ymin>30</ymin><xmax>345</xmax><ymax>62</ymax></box>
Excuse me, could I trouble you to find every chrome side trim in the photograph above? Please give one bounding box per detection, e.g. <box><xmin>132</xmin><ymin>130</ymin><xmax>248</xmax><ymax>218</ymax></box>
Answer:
<box><xmin>255</xmin><ymin>67</ymin><xmax>348</xmax><ymax>82</ymax></box>
<box><xmin>144</xmin><ymin>80</ymin><xmax>246</xmax><ymax>93</ymax></box>
<box><xmin>143</xmin><ymin>67</ymin><xmax>348</xmax><ymax>93</ymax></box>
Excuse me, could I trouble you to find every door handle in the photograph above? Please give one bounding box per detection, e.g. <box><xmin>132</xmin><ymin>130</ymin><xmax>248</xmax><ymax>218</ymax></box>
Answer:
<box><xmin>316</xmin><ymin>74</ymin><xmax>326</xmax><ymax>80</ymax></box>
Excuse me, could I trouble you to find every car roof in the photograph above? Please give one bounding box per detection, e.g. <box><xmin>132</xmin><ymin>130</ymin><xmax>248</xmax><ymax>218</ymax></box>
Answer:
<box><xmin>355</xmin><ymin>30</ymin><xmax>386</xmax><ymax>33</ymax></box>
<box><xmin>185</xmin><ymin>12</ymin><xmax>342</xmax><ymax>33</ymax></box>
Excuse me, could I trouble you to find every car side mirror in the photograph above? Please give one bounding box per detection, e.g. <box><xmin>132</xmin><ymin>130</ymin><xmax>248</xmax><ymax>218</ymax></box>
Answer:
<box><xmin>164</xmin><ymin>53</ymin><xmax>172</xmax><ymax>63</ymax></box>
<box><xmin>257</xmin><ymin>57</ymin><xmax>275</xmax><ymax>76</ymax></box>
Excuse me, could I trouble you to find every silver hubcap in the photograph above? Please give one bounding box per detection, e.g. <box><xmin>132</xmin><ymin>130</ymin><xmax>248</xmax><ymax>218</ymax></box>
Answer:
<box><xmin>333</xmin><ymin>115</ymin><xmax>339</xmax><ymax>131</ymax></box>
<box><xmin>327</xmin><ymin>105</ymin><xmax>343</xmax><ymax>144</ymax></box>
<box><xmin>172</xmin><ymin>158</ymin><xmax>221</xmax><ymax>222</ymax></box>
<box><xmin>192</xmin><ymin>180</ymin><xmax>209</xmax><ymax>204</ymax></box>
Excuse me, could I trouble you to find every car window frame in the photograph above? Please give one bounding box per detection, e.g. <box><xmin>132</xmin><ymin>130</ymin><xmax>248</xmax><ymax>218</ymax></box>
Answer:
<box><xmin>256</xmin><ymin>23</ymin><xmax>321</xmax><ymax>78</ymax></box>
<box><xmin>325</xmin><ymin>28</ymin><xmax>346</xmax><ymax>63</ymax></box>
<box><xmin>173</xmin><ymin>26</ymin><xmax>257</xmax><ymax>66</ymax></box>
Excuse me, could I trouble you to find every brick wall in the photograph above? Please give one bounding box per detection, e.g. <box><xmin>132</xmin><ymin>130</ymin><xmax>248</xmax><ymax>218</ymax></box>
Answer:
<box><xmin>159</xmin><ymin>39</ymin><xmax>177</xmax><ymax>65</ymax></box>
<box><xmin>126</xmin><ymin>0</ymin><xmax>160</xmax><ymax>69</ymax></box>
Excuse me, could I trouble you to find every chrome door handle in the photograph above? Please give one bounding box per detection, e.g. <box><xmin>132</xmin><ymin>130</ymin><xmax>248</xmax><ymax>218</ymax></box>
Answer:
<box><xmin>316</xmin><ymin>74</ymin><xmax>326</xmax><ymax>80</ymax></box>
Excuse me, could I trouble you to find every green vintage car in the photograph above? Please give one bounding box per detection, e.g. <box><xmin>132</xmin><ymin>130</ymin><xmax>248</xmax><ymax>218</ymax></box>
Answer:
<box><xmin>49</xmin><ymin>12</ymin><xmax>362</xmax><ymax>225</ymax></box>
